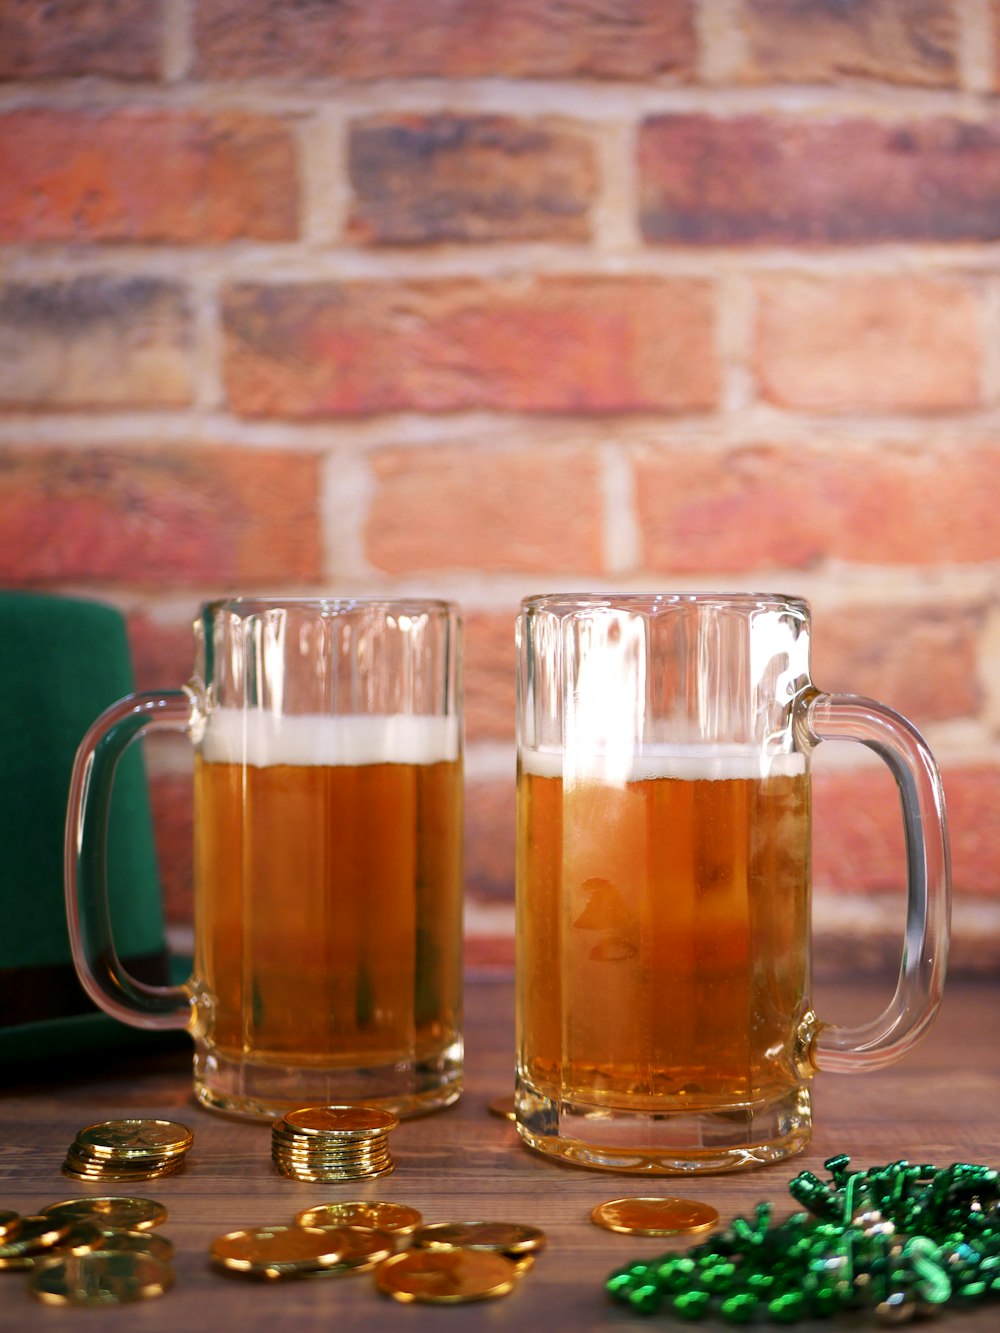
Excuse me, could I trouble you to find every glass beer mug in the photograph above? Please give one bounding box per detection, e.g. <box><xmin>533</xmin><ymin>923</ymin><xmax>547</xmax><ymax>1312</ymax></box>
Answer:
<box><xmin>515</xmin><ymin>593</ymin><xmax>949</xmax><ymax>1172</ymax></box>
<box><xmin>66</xmin><ymin>598</ymin><xmax>463</xmax><ymax>1120</ymax></box>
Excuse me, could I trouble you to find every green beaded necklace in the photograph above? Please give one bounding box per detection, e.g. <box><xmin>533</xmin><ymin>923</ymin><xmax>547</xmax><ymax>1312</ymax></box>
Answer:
<box><xmin>606</xmin><ymin>1156</ymin><xmax>1000</xmax><ymax>1324</ymax></box>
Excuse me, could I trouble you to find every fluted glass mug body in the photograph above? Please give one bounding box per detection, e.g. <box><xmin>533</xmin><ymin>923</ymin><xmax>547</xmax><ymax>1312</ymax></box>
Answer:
<box><xmin>515</xmin><ymin>594</ymin><xmax>949</xmax><ymax>1173</ymax></box>
<box><xmin>66</xmin><ymin>598</ymin><xmax>464</xmax><ymax>1121</ymax></box>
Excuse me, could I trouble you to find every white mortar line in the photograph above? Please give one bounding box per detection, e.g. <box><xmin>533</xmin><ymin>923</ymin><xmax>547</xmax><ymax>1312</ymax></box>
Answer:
<box><xmin>160</xmin><ymin>0</ymin><xmax>194</xmax><ymax>85</ymax></box>
<box><xmin>958</xmin><ymin>0</ymin><xmax>997</xmax><ymax>94</ymax></box>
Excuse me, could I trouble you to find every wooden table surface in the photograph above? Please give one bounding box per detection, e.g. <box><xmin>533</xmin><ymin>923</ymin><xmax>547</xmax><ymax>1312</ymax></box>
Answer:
<box><xmin>2</xmin><ymin>974</ymin><xmax>999</xmax><ymax>1331</ymax></box>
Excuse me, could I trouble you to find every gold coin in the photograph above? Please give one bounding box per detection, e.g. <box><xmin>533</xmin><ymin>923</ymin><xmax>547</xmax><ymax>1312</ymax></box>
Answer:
<box><xmin>273</xmin><ymin>1159</ymin><xmax>395</xmax><ymax>1183</ymax></box>
<box><xmin>62</xmin><ymin>1150</ymin><xmax>182</xmax><ymax>1181</ymax></box>
<box><xmin>281</xmin><ymin>1105</ymin><xmax>399</xmax><ymax>1137</ymax></box>
<box><xmin>65</xmin><ymin>1145</ymin><xmax>168</xmax><ymax>1168</ymax></box>
<box><xmin>97</xmin><ymin>1229</ymin><xmax>175</xmax><ymax>1262</ymax></box>
<box><xmin>272</xmin><ymin>1124</ymin><xmax>391</xmax><ymax>1146</ymax></box>
<box><xmin>488</xmin><ymin>1095</ymin><xmax>516</xmax><ymax>1122</ymax></box>
<box><xmin>55</xmin><ymin>1222</ymin><xmax>109</xmax><ymax>1256</ymax></box>
<box><xmin>295</xmin><ymin>1200</ymin><xmax>422</xmax><ymax>1235</ymax></box>
<box><xmin>590</xmin><ymin>1197</ymin><xmax>719</xmax><ymax>1236</ymax></box>
<box><xmin>375</xmin><ymin>1247</ymin><xmax>518</xmax><ymax>1304</ymax></box>
<box><xmin>0</xmin><ymin>1215</ymin><xmax>71</xmax><ymax>1269</ymax></box>
<box><xmin>28</xmin><ymin>1251</ymin><xmax>173</xmax><ymax>1306</ymax></box>
<box><xmin>412</xmin><ymin>1220</ymin><xmax>547</xmax><ymax>1255</ymax></box>
<box><xmin>62</xmin><ymin>1157</ymin><xmax>182</xmax><ymax>1175</ymax></box>
<box><xmin>74</xmin><ymin>1119</ymin><xmax>193</xmax><ymax>1156</ymax></box>
<box><xmin>273</xmin><ymin>1144</ymin><xmax>393</xmax><ymax>1162</ymax></box>
<box><xmin>210</xmin><ymin>1225</ymin><xmax>349</xmax><ymax>1276</ymax></box>
<box><xmin>305</xmin><ymin>1226</ymin><xmax>394</xmax><ymax>1275</ymax></box>
<box><xmin>271</xmin><ymin>1136</ymin><xmax>392</xmax><ymax>1160</ymax></box>
<box><xmin>42</xmin><ymin>1197</ymin><xmax>168</xmax><ymax>1232</ymax></box>
<box><xmin>0</xmin><ymin>1210</ymin><xmax>22</xmax><ymax>1242</ymax></box>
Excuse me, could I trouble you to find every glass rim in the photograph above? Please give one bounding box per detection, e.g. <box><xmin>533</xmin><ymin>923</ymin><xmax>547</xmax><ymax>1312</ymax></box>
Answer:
<box><xmin>519</xmin><ymin>591</ymin><xmax>810</xmax><ymax>616</ymax></box>
<box><xmin>201</xmin><ymin>595</ymin><xmax>459</xmax><ymax>618</ymax></box>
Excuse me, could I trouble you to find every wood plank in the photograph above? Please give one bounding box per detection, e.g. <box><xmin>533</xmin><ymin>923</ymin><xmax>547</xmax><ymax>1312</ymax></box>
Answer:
<box><xmin>2</xmin><ymin>977</ymin><xmax>999</xmax><ymax>1330</ymax></box>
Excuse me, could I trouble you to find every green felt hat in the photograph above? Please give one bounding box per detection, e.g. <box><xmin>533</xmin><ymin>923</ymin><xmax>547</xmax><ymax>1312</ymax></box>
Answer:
<box><xmin>0</xmin><ymin>591</ymin><xmax>174</xmax><ymax>1061</ymax></box>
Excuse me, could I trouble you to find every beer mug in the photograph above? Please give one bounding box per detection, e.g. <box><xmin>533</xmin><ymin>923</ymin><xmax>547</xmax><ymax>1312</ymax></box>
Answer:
<box><xmin>66</xmin><ymin>597</ymin><xmax>463</xmax><ymax>1120</ymax></box>
<box><xmin>515</xmin><ymin>593</ymin><xmax>949</xmax><ymax>1173</ymax></box>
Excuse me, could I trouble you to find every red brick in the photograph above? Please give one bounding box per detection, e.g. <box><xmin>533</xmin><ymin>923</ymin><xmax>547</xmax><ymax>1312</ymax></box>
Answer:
<box><xmin>812</xmin><ymin>764</ymin><xmax>905</xmax><ymax>894</ymax></box>
<box><xmin>813</xmin><ymin>765</ymin><xmax>1000</xmax><ymax>899</ymax></box>
<box><xmin>148</xmin><ymin>772</ymin><xmax>193</xmax><ymax>928</ymax></box>
<box><xmin>739</xmin><ymin>0</ymin><xmax>959</xmax><ymax>88</ymax></box>
<box><xmin>222</xmin><ymin>277</ymin><xmax>718</xmax><ymax>418</ymax></box>
<box><xmin>634</xmin><ymin>440</ymin><xmax>1000</xmax><ymax>571</ymax></box>
<box><xmin>811</xmin><ymin>605</ymin><xmax>982</xmax><ymax>723</ymax></box>
<box><xmin>0</xmin><ymin>446</ymin><xmax>323</xmax><ymax>586</ymax></box>
<box><xmin>194</xmin><ymin>0</ymin><xmax>695</xmax><ymax>80</ymax></box>
<box><xmin>465</xmin><ymin>611</ymin><xmax>517</xmax><ymax>743</ymax></box>
<box><xmin>366</xmin><ymin>443</ymin><xmax>604</xmax><ymax>575</ymax></box>
<box><xmin>939</xmin><ymin>768</ymin><xmax>1000</xmax><ymax>895</ymax></box>
<box><xmin>0</xmin><ymin>278</ymin><xmax>192</xmax><ymax>409</ymax></box>
<box><xmin>466</xmin><ymin>778</ymin><xmax>516</xmax><ymax>902</ymax></box>
<box><xmin>347</xmin><ymin>115</ymin><xmax>598</xmax><ymax>245</ymax></box>
<box><xmin>0</xmin><ymin>0</ymin><xmax>161</xmax><ymax>80</ymax></box>
<box><xmin>465</xmin><ymin>936</ymin><xmax>515</xmax><ymax>971</ymax></box>
<box><xmin>0</xmin><ymin>109</ymin><xmax>298</xmax><ymax>243</ymax></box>
<box><xmin>754</xmin><ymin>275</ymin><xmax>980</xmax><ymax>412</ymax></box>
<box><xmin>639</xmin><ymin>114</ymin><xmax>1000</xmax><ymax>245</ymax></box>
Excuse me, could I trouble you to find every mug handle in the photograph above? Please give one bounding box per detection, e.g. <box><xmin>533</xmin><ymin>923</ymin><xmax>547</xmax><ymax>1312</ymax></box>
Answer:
<box><xmin>797</xmin><ymin>691</ymin><xmax>951</xmax><ymax>1073</ymax></box>
<box><xmin>65</xmin><ymin>689</ymin><xmax>197</xmax><ymax>1031</ymax></box>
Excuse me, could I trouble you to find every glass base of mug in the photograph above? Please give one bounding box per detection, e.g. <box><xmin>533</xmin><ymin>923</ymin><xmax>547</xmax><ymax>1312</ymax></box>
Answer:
<box><xmin>514</xmin><ymin>1077</ymin><xmax>812</xmax><ymax>1174</ymax></box>
<box><xmin>192</xmin><ymin>1039</ymin><xmax>463</xmax><ymax>1121</ymax></box>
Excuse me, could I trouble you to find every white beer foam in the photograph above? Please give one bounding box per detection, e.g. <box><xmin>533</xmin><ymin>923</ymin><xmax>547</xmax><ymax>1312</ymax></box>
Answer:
<box><xmin>201</xmin><ymin>708</ymin><xmax>460</xmax><ymax>768</ymax></box>
<box><xmin>520</xmin><ymin>744</ymin><xmax>805</xmax><ymax>782</ymax></box>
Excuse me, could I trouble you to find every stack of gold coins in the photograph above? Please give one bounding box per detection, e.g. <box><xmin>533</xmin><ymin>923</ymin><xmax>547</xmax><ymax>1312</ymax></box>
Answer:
<box><xmin>271</xmin><ymin>1106</ymin><xmax>398</xmax><ymax>1182</ymax></box>
<box><xmin>62</xmin><ymin>1120</ymin><xmax>194</xmax><ymax>1182</ymax></box>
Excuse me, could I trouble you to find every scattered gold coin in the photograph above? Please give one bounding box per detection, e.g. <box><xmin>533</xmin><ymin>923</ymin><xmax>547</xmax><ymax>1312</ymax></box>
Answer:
<box><xmin>97</xmin><ymin>1229</ymin><xmax>175</xmax><ymax>1262</ymax></box>
<box><xmin>43</xmin><ymin>1196</ymin><xmax>168</xmax><ymax>1232</ymax></box>
<box><xmin>412</xmin><ymin>1220</ymin><xmax>547</xmax><ymax>1256</ymax></box>
<box><xmin>590</xmin><ymin>1196</ymin><xmax>719</xmax><ymax>1237</ymax></box>
<box><xmin>295</xmin><ymin>1200</ymin><xmax>422</xmax><ymax>1235</ymax></box>
<box><xmin>210</xmin><ymin>1225</ymin><xmax>349</xmax><ymax>1279</ymax></box>
<box><xmin>0</xmin><ymin>1215</ymin><xmax>72</xmax><ymax>1270</ymax></box>
<box><xmin>28</xmin><ymin>1250</ymin><xmax>173</xmax><ymax>1306</ymax></box>
<box><xmin>306</xmin><ymin>1226</ymin><xmax>394</xmax><ymax>1276</ymax></box>
<box><xmin>0</xmin><ymin>1210</ymin><xmax>22</xmax><ymax>1243</ymax></box>
<box><xmin>487</xmin><ymin>1095</ymin><xmax>516</xmax><ymax>1122</ymax></box>
<box><xmin>375</xmin><ymin>1247</ymin><xmax>519</xmax><ymax>1304</ymax></box>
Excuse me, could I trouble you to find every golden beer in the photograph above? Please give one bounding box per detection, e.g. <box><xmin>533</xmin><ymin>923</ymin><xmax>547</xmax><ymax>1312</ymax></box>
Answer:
<box><xmin>516</xmin><ymin>747</ymin><xmax>811</xmax><ymax>1167</ymax></box>
<box><xmin>192</xmin><ymin>710</ymin><xmax>462</xmax><ymax>1117</ymax></box>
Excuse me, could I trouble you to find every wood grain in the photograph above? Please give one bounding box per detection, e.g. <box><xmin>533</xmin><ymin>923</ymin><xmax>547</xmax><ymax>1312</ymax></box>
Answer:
<box><xmin>2</xmin><ymin>976</ymin><xmax>999</xmax><ymax>1331</ymax></box>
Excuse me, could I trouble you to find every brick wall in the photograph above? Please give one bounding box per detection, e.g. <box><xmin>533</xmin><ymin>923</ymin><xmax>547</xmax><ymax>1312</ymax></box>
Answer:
<box><xmin>3</xmin><ymin>0</ymin><xmax>1000</xmax><ymax>973</ymax></box>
